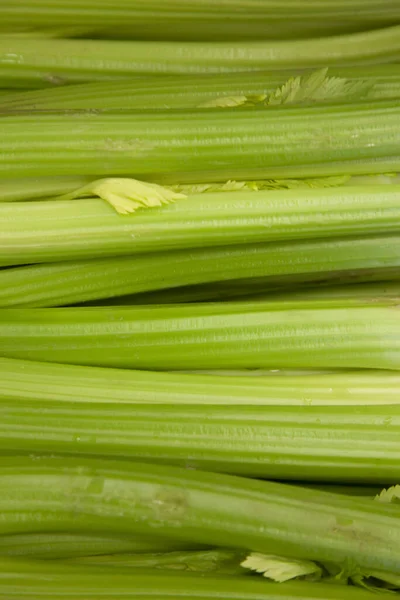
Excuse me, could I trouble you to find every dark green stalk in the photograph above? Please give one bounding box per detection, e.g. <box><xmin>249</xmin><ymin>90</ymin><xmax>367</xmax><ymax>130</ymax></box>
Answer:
<box><xmin>2</xmin><ymin>0</ymin><xmax>400</xmax><ymax>41</ymax></box>
<box><xmin>1</xmin><ymin>455</ymin><xmax>400</xmax><ymax>576</ymax></box>
<box><xmin>2</xmin><ymin>236</ymin><xmax>400</xmax><ymax>307</ymax></box>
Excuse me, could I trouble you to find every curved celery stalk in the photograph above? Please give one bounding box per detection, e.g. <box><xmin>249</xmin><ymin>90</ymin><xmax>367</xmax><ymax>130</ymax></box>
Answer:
<box><xmin>1</xmin><ymin>66</ymin><xmax>400</xmax><ymax>110</ymax></box>
<box><xmin>2</xmin><ymin>235</ymin><xmax>400</xmax><ymax>308</ymax></box>
<box><xmin>1</xmin><ymin>356</ymin><xmax>400</xmax><ymax>407</ymax></box>
<box><xmin>0</xmin><ymin>532</ymin><xmax>201</xmax><ymax>560</ymax></box>
<box><xmin>2</xmin><ymin>0</ymin><xmax>400</xmax><ymax>41</ymax></box>
<box><xmin>0</xmin><ymin>302</ymin><xmax>399</xmax><ymax>370</ymax></box>
<box><xmin>2</xmin><ymin>186</ymin><xmax>400</xmax><ymax>266</ymax></box>
<box><xmin>0</xmin><ymin>558</ymin><xmax>387</xmax><ymax>600</ymax></box>
<box><xmin>1</xmin><ymin>389</ymin><xmax>400</xmax><ymax>480</ymax></box>
<box><xmin>1</xmin><ymin>102</ymin><xmax>400</xmax><ymax>181</ymax></box>
<box><xmin>1</xmin><ymin>455</ymin><xmax>400</xmax><ymax>577</ymax></box>
<box><xmin>1</xmin><ymin>28</ymin><xmax>400</xmax><ymax>86</ymax></box>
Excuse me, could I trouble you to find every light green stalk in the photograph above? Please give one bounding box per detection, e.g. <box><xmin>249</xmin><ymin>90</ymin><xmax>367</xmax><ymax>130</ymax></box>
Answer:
<box><xmin>1</xmin><ymin>235</ymin><xmax>400</xmax><ymax>308</ymax></box>
<box><xmin>2</xmin><ymin>186</ymin><xmax>400</xmax><ymax>266</ymax></box>
<box><xmin>1</xmin><ymin>27</ymin><xmax>400</xmax><ymax>86</ymax></box>
<box><xmin>1</xmin><ymin>379</ymin><xmax>400</xmax><ymax>480</ymax></box>
<box><xmin>2</xmin><ymin>0</ymin><xmax>400</xmax><ymax>41</ymax></box>
<box><xmin>1</xmin><ymin>356</ymin><xmax>400</xmax><ymax>406</ymax></box>
<box><xmin>1</xmin><ymin>101</ymin><xmax>400</xmax><ymax>180</ymax></box>
<box><xmin>2</xmin><ymin>66</ymin><xmax>400</xmax><ymax>110</ymax></box>
<box><xmin>0</xmin><ymin>557</ymin><xmax>388</xmax><ymax>600</ymax></box>
<box><xmin>0</xmin><ymin>301</ymin><xmax>399</xmax><ymax>371</ymax></box>
<box><xmin>1</xmin><ymin>455</ymin><xmax>400</xmax><ymax>577</ymax></box>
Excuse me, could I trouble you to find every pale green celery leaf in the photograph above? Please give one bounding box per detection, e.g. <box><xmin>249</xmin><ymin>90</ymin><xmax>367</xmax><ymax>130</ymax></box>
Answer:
<box><xmin>240</xmin><ymin>553</ymin><xmax>322</xmax><ymax>583</ymax></box>
<box><xmin>57</xmin><ymin>178</ymin><xmax>186</xmax><ymax>215</ymax></box>
<box><xmin>266</xmin><ymin>67</ymin><xmax>372</xmax><ymax>106</ymax></box>
<box><xmin>375</xmin><ymin>485</ymin><xmax>400</xmax><ymax>504</ymax></box>
<box><xmin>171</xmin><ymin>175</ymin><xmax>350</xmax><ymax>195</ymax></box>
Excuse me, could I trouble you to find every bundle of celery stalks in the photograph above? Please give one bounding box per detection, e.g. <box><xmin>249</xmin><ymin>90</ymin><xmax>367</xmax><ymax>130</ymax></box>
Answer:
<box><xmin>1</xmin><ymin>2</ymin><xmax>400</xmax><ymax>599</ymax></box>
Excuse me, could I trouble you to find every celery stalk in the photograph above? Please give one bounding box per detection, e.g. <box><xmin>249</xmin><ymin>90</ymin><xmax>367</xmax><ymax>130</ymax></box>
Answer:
<box><xmin>1</xmin><ymin>28</ymin><xmax>400</xmax><ymax>86</ymax></box>
<box><xmin>0</xmin><ymin>532</ymin><xmax>201</xmax><ymax>560</ymax></box>
<box><xmin>1</xmin><ymin>236</ymin><xmax>400</xmax><ymax>308</ymax></box>
<box><xmin>1</xmin><ymin>66</ymin><xmax>400</xmax><ymax>110</ymax></box>
<box><xmin>1</xmin><ymin>356</ymin><xmax>400</xmax><ymax>406</ymax></box>
<box><xmin>1</xmin><ymin>386</ymin><xmax>400</xmax><ymax>480</ymax></box>
<box><xmin>1</xmin><ymin>102</ymin><xmax>400</xmax><ymax>180</ymax></box>
<box><xmin>2</xmin><ymin>187</ymin><xmax>400</xmax><ymax>267</ymax></box>
<box><xmin>0</xmin><ymin>557</ymin><xmax>387</xmax><ymax>600</ymax></box>
<box><xmin>2</xmin><ymin>0</ymin><xmax>400</xmax><ymax>41</ymax></box>
<box><xmin>1</xmin><ymin>455</ymin><xmax>400</xmax><ymax>576</ymax></box>
<box><xmin>0</xmin><ymin>301</ymin><xmax>398</xmax><ymax>370</ymax></box>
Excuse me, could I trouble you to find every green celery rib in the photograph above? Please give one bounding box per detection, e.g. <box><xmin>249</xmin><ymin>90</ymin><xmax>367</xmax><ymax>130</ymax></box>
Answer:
<box><xmin>2</xmin><ymin>65</ymin><xmax>400</xmax><ymax>110</ymax></box>
<box><xmin>2</xmin><ymin>392</ymin><xmax>400</xmax><ymax>480</ymax></box>
<box><xmin>0</xmin><ymin>301</ymin><xmax>399</xmax><ymax>370</ymax></box>
<box><xmin>0</xmin><ymin>533</ymin><xmax>201</xmax><ymax>559</ymax></box>
<box><xmin>1</xmin><ymin>27</ymin><xmax>400</xmax><ymax>85</ymax></box>
<box><xmin>1</xmin><ymin>455</ymin><xmax>400</xmax><ymax>577</ymax></box>
<box><xmin>2</xmin><ymin>102</ymin><xmax>400</xmax><ymax>182</ymax></box>
<box><xmin>2</xmin><ymin>0</ymin><xmax>400</xmax><ymax>41</ymax></box>
<box><xmin>2</xmin><ymin>187</ymin><xmax>400</xmax><ymax>266</ymax></box>
<box><xmin>0</xmin><ymin>559</ymin><xmax>386</xmax><ymax>600</ymax></box>
<box><xmin>1</xmin><ymin>103</ymin><xmax>400</xmax><ymax>181</ymax></box>
<box><xmin>2</xmin><ymin>235</ymin><xmax>400</xmax><ymax>307</ymax></box>
<box><xmin>1</xmin><ymin>356</ymin><xmax>400</xmax><ymax>406</ymax></box>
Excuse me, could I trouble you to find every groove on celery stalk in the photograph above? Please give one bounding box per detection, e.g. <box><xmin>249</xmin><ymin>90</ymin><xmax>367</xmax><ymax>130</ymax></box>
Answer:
<box><xmin>0</xmin><ymin>558</ymin><xmax>388</xmax><ymax>600</ymax></box>
<box><xmin>1</xmin><ymin>455</ymin><xmax>400</xmax><ymax>576</ymax></box>
<box><xmin>0</xmin><ymin>532</ymin><xmax>203</xmax><ymax>559</ymax></box>
<box><xmin>1</xmin><ymin>356</ymin><xmax>400</xmax><ymax>406</ymax></box>
<box><xmin>1</xmin><ymin>66</ymin><xmax>400</xmax><ymax>111</ymax></box>
<box><xmin>2</xmin><ymin>0</ymin><xmax>400</xmax><ymax>41</ymax></box>
<box><xmin>1</xmin><ymin>102</ymin><xmax>400</xmax><ymax>180</ymax></box>
<box><xmin>0</xmin><ymin>302</ymin><xmax>399</xmax><ymax>370</ymax></box>
<box><xmin>2</xmin><ymin>187</ymin><xmax>400</xmax><ymax>267</ymax></box>
<box><xmin>1</xmin><ymin>395</ymin><xmax>400</xmax><ymax>480</ymax></box>
<box><xmin>71</xmin><ymin>548</ymin><xmax>246</xmax><ymax>575</ymax></box>
<box><xmin>0</xmin><ymin>175</ymin><xmax>94</xmax><ymax>202</ymax></box>
<box><xmin>103</xmin><ymin>269</ymin><xmax>400</xmax><ymax>306</ymax></box>
<box><xmin>1</xmin><ymin>236</ymin><xmax>400</xmax><ymax>308</ymax></box>
<box><xmin>1</xmin><ymin>27</ymin><xmax>400</xmax><ymax>85</ymax></box>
